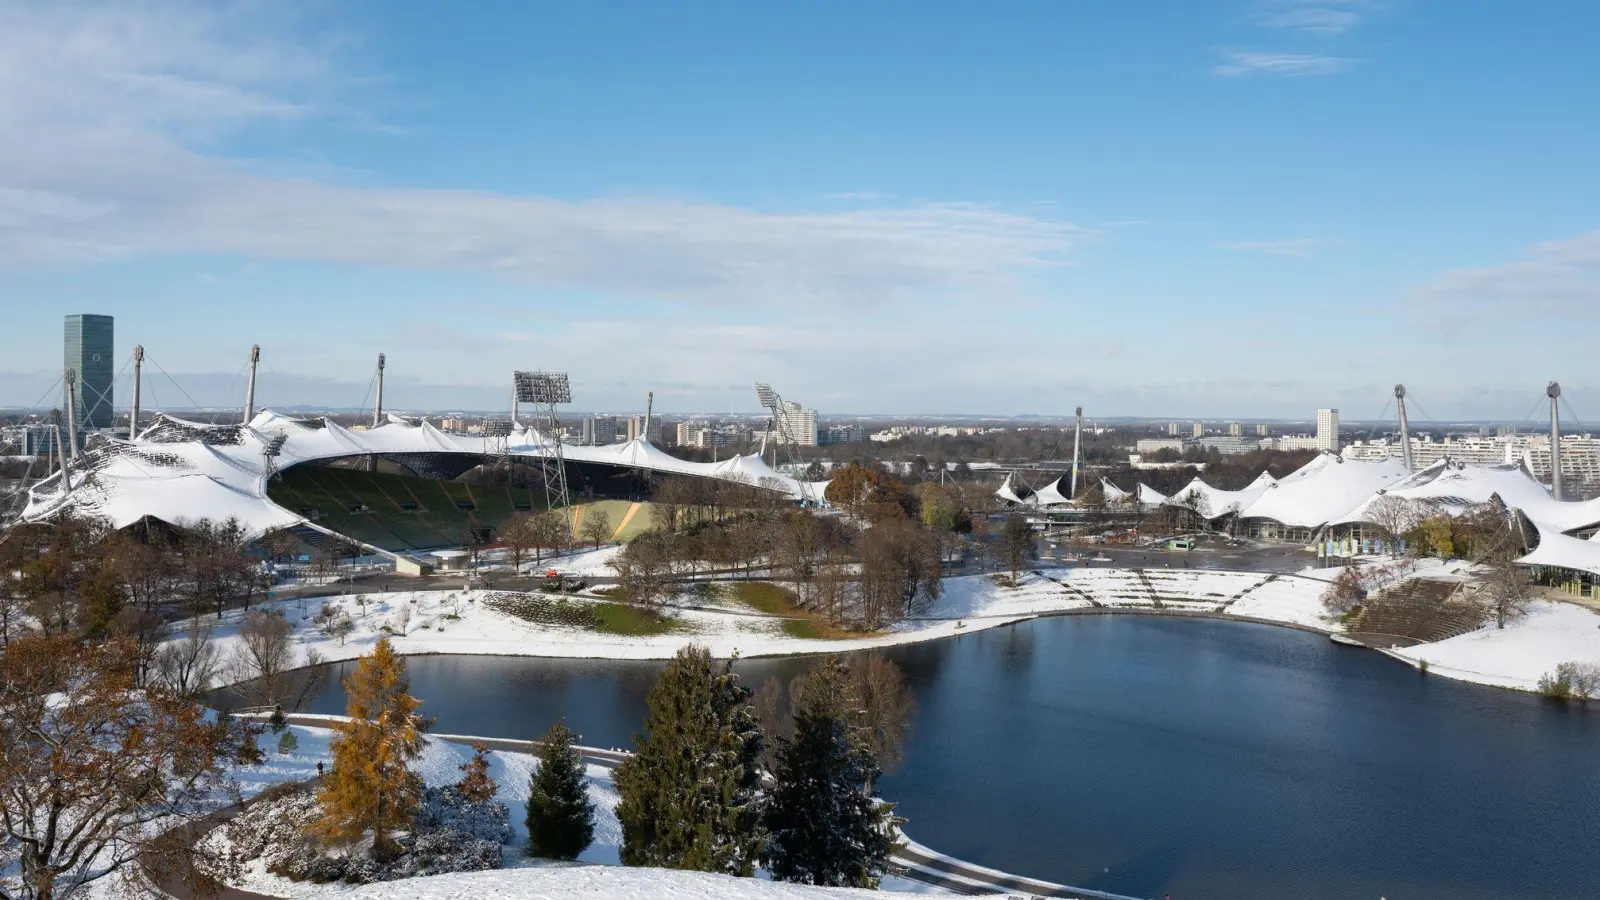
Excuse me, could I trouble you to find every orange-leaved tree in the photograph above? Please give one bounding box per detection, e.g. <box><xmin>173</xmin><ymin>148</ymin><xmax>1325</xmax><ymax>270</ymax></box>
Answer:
<box><xmin>313</xmin><ymin>638</ymin><xmax>427</xmax><ymax>861</ymax></box>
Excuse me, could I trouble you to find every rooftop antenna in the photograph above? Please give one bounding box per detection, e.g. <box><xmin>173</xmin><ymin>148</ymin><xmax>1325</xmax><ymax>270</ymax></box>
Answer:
<box><xmin>243</xmin><ymin>345</ymin><xmax>261</xmax><ymax>424</ymax></box>
<box><xmin>1548</xmin><ymin>381</ymin><xmax>1563</xmax><ymax>501</ymax></box>
<box><xmin>1395</xmin><ymin>384</ymin><xmax>1415</xmax><ymax>473</ymax></box>
<box><xmin>129</xmin><ymin>345</ymin><xmax>144</xmax><ymax>441</ymax></box>
<box><xmin>62</xmin><ymin>368</ymin><xmax>80</xmax><ymax>461</ymax></box>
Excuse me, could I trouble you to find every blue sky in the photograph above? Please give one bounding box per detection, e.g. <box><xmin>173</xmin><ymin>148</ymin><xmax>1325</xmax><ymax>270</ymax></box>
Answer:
<box><xmin>1</xmin><ymin>0</ymin><xmax>1597</xmax><ymax>420</ymax></box>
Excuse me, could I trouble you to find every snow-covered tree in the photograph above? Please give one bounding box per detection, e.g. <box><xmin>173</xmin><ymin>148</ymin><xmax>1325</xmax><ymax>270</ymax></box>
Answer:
<box><xmin>762</xmin><ymin>660</ymin><xmax>902</xmax><ymax>888</ymax></box>
<box><xmin>614</xmin><ymin>645</ymin><xmax>764</xmax><ymax>875</ymax></box>
<box><xmin>525</xmin><ymin>719</ymin><xmax>593</xmax><ymax>860</ymax></box>
<box><xmin>0</xmin><ymin>634</ymin><xmax>250</xmax><ymax>900</ymax></box>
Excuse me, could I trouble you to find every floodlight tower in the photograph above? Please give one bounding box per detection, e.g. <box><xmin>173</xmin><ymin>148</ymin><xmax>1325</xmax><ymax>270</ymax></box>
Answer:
<box><xmin>481</xmin><ymin>418</ymin><xmax>514</xmax><ymax>480</ymax></box>
<box><xmin>1548</xmin><ymin>381</ymin><xmax>1563</xmax><ymax>501</ymax></box>
<box><xmin>754</xmin><ymin>381</ymin><xmax>815</xmax><ymax>504</ymax></box>
<box><xmin>514</xmin><ymin>371</ymin><xmax>573</xmax><ymax>525</ymax></box>
<box><xmin>1395</xmin><ymin>384</ymin><xmax>1415</xmax><ymax>473</ymax></box>
<box><xmin>261</xmin><ymin>433</ymin><xmax>289</xmax><ymax>481</ymax></box>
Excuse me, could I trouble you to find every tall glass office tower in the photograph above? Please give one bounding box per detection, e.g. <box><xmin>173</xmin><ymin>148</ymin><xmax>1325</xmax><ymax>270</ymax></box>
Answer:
<box><xmin>64</xmin><ymin>314</ymin><xmax>114</xmax><ymax>431</ymax></box>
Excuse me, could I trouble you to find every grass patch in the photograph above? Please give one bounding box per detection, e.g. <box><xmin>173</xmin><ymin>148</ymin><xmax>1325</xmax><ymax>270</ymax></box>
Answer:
<box><xmin>725</xmin><ymin>581</ymin><xmax>803</xmax><ymax>615</ymax></box>
<box><xmin>593</xmin><ymin>602</ymin><xmax>687</xmax><ymax>636</ymax></box>
<box><xmin>724</xmin><ymin>582</ymin><xmax>874</xmax><ymax>640</ymax></box>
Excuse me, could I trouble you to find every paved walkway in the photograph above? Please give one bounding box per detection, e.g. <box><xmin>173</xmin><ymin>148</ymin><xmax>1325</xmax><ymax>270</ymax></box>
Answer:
<box><xmin>143</xmin><ymin>788</ymin><xmax>313</xmax><ymax>900</ymax></box>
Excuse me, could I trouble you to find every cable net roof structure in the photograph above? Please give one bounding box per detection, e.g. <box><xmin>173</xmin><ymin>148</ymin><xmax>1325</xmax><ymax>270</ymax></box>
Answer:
<box><xmin>19</xmin><ymin>409</ymin><xmax>823</xmax><ymax>541</ymax></box>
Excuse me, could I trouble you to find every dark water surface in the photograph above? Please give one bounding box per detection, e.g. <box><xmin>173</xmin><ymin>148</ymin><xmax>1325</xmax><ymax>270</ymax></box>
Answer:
<box><xmin>296</xmin><ymin>617</ymin><xmax>1598</xmax><ymax>900</ymax></box>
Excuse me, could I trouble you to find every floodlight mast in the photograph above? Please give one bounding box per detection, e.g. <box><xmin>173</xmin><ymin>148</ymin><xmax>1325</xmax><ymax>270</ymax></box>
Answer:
<box><xmin>753</xmin><ymin>381</ymin><xmax>814</xmax><ymax>504</ymax></box>
<box><xmin>513</xmin><ymin>371</ymin><xmax>573</xmax><ymax>528</ymax></box>
<box><xmin>261</xmin><ymin>433</ymin><xmax>289</xmax><ymax>480</ymax></box>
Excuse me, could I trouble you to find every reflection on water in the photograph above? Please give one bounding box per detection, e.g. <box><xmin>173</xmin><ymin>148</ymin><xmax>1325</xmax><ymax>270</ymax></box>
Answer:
<box><xmin>294</xmin><ymin>617</ymin><xmax>1598</xmax><ymax>900</ymax></box>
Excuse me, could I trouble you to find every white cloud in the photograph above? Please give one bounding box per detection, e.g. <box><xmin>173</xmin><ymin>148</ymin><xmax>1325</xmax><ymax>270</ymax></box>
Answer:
<box><xmin>1420</xmin><ymin>230</ymin><xmax>1600</xmax><ymax>313</ymax></box>
<box><xmin>0</xmin><ymin>1</ymin><xmax>1084</xmax><ymax>307</ymax></box>
<box><xmin>1213</xmin><ymin>50</ymin><xmax>1357</xmax><ymax>78</ymax></box>
<box><xmin>1213</xmin><ymin>238</ymin><xmax>1322</xmax><ymax>258</ymax></box>
<box><xmin>1253</xmin><ymin>1</ymin><xmax>1380</xmax><ymax>37</ymax></box>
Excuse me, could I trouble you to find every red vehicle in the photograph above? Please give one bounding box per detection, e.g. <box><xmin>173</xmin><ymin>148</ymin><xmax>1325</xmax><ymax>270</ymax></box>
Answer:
<box><xmin>545</xmin><ymin>568</ymin><xmax>560</xmax><ymax>579</ymax></box>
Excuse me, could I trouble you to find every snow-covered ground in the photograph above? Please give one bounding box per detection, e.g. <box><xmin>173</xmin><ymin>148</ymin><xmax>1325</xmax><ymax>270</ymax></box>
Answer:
<box><xmin>1391</xmin><ymin>599</ymin><xmax>1600</xmax><ymax>691</ymax></box>
<box><xmin>180</xmin><ymin>560</ymin><xmax>1600</xmax><ymax>696</ymax></box>
<box><xmin>1227</xmin><ymin>576</ymin><xmax>1335</xmax><ymax>629</ymax></box>
<box><xmin>180</xmin><ymin>569</ymin><xmax>1347</xmax><ymax>679</ymax></box>
<box><xmin>208</xmin><ymin>724</ymin><xmax>957</xmax><ymax>898</ymax></box>
<box><xmin>334</xmin><ymin>866</ymin><xmax>970</xmax><ymax>900</ymax></box>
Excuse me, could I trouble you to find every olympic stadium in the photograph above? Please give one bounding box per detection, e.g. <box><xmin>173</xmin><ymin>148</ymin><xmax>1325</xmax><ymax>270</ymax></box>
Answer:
<box><xmin>16</xmin><ymin>409</ymin><xmax>828</xmax><ymax>570</ymax></box>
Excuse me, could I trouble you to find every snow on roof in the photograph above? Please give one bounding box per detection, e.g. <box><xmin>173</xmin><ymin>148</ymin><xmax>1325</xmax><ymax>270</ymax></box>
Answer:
<box><xmin>1519</xmin><ymin>519</ymin><xmax>1600</xmax><ymax>577</ymax></box>
<box><xmin>1030</xmin><ymin>476</ymin><xmax>1072</xmax><ymax>507</ymax></box>
<box><xmin>995</xmin><ymin>472</ymin><xmax>1028</xmax><ymax>505</ymax></box>
<box><xmin>1331</xmin><ymin>459</ymin><xmax>1600</xmax><ymax>535</ymax></box>
<box><xmin>1237</xmin><ymin>453</ymin><xmax>1412</xmax><ymax>529</ymax></box>
<box><xmin>21</xmin><ymin>410</ymin><xmax>817</xmax><ymax>540</ymax></box>
<box><xmin>1165</xmin><ymin>473</ymin><xmax>1275</xmax><ymax>519</ymax></box>
<box><xmin>1136</xmin><ymin>484</ymin><xmax>1167</xmax><ymax>507</ymax></box>
<box><xmin>1099</xmin><ymin>478</ymin><xmax>1131</xmax><ymax>503</ymax></box>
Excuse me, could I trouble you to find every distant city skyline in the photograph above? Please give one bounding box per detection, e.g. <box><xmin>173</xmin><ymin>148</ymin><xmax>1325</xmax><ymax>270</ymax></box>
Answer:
<box><xmin>2</xmin><ymin>2</ymin><xmax>1597</xmax><ymax>417</ymax></box>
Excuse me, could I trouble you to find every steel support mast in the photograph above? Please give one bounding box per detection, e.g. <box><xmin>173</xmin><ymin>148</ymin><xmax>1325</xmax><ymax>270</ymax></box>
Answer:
<box><xmin>129</xmin><ymin>345</ymin><xmax>144</xmax><ymax>440</ymax></box>
<box><xmin>1070</xmin><ymin>406</ymin><xmax>1083</xmax><ymax>500</ymax></box>
<box><xmin>1395</xmin><ymin>384</ymin><xmax>1414</xmax><ymax>473</ymax></box>
<box><xmin>63</xmin><ymin>367</ymin><xmax>79</xmax><ymax>460</ymax></box>
<box><xmin>1549</xmin><ymin>381</ymin><xmax>1563</xmax><ymax>501</ymax></box>
<box><xmin>373</xmin><ymin>353</ymin><xmax>386</xmax><ymax>427</ymax></box>
<box><xmin>244</xmin><ymin>345</ymin><xmax>261</xmax><ymax>423</ymax></box>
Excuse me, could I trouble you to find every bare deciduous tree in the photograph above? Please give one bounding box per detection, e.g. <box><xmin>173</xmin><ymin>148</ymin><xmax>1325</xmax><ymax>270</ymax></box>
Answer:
<box><xmin>150</xmin><ymin>618</ymin><xmax>222</xmax><ymax>699</ymax></box>
<box><xmin>580</xmin><ymin>508</ymin><xmax>613</xmax><ymax>550</ymax></box>
<box><xmin>499</xmin><ymin>512</ymin><xmax>538</xmax><ymax>572</ymax></box>
<box><xmin>0</xmin><ymin>634</ymin><xmax>249</xmax><ymax>900</ymax></box>
<box><xmin>1361</xmin><ymin>495</ymin><xmax>1421</xmax><ymax>555</ymax></box>
<box><xmin>228</xmin><ymin>610</ymin><xmax>326</xmax><ymax>710</ymax></box>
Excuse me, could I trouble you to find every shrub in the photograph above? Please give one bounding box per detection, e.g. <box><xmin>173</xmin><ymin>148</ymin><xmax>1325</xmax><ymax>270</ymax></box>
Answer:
<box><xmin>1320</xmin><ymin>568</ymin><xmax>1366</xmax><ymax>615</ymax></box>
<box><xmin>1539</xmin><ymin>661</ymin><xmax>1600</xmax><ymax>701</ymax></box>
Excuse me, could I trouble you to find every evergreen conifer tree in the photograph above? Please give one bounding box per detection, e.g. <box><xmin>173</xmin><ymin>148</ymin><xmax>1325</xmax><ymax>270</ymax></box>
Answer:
<box><xmin>614</xmin><ymin>645</ymin><xmax>765</xmax><ymax>875</ymax></box>
<box><xmin>456</xmin><ymin>744</ymin><xmax>498</xmax><ymax>802</ymax></box>
<box><xmin>313</xmin><ymin>638</ymin><xmax>427</xmax><ymax>861</ymax></box>
<box><xmin>525</xmin><ymin>717</ymin><xmax>594</xmax><ymax>859</ymax></box>
<box><xmin>762</xmin><ymin>660</ymin><xmax>902</xmax><ymax>888</ymax></box>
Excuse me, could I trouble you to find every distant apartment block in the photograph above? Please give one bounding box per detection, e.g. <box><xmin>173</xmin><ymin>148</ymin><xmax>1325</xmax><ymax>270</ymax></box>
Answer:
<box><xmin>1316</xmin><ymin>408</ymin><xmax>1340</xmax><ymax>452</ymax></box>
